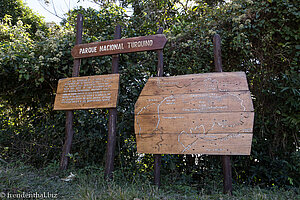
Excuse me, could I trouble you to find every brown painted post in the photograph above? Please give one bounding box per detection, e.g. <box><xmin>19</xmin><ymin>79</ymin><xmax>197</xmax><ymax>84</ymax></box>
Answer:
<box><xmin>213</xmin><ymin>34</ymin><xmax>223</xmax><ymax>73</ymax></box>
<box><xmin>222</xmin><ymin>155</ymin><xmax>232</xmax><ymax>194</ymax></box>
<box><xmin>154</xmin><ymin>27</ymin><xmax>164</xmax><ymax>187</ymax></box>
<box><xmin>105</xmin><ymin>25</ymin><xmax>121</xmax><ymax>179</ymax></box>
<box><xmin>60</xmin><ymin>14</ymin><xmax>83</xmax><ymax>170</ymax></box>
<box><xmin>157</xmin><ymin>27</ymin><xmax>164</xmax><ymax>77</ymax></box>
<box><xmin>213</xmin><ymin>34</ymin><xmax>232</xmax><ymax>195</ymax></box>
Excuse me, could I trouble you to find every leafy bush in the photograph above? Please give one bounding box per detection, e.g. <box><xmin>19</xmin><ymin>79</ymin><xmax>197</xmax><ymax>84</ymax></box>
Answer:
<box><xmin>0</xmin><ymin>0</ymin><xmax>299</xmax><ymax>188</ymax></box>
<box><xmin>0</xmin><ymin>0</ymin><xmax>48</xmax><ymax>37</ymax></box>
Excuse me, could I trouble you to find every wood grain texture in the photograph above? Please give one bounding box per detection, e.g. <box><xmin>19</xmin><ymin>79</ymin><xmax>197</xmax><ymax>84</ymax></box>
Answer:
<box><xmin>56</xmin><ymin>74</ymin><xmax>119</xmax><ymax>94</ymax></box>
<box><xmin>54</xmin><ymin>74</ymin><xmax>119</xmax><ymax>110</ymax></box>
<box><xmin>136</xmin><ymin>133</ymin><xmax>252</xmax><ymax>155</ymax></box>
<box><xmin>134</xmin><ymin>72</ymin><xmax>254</xmax><ymax>155</ymax></box>
<box><xmin>71</xmin><ymin>34</ymin><xmax>167</xmax><ymax>59</ymax></box>
<box><xmin>140</xmin><ymin>72</ymin><xmax>249</xmax><ymax>96</ymax></box>
<box><xmin>135</xmin><ymin>112</ymin><xmax>254</xmax><ymax>135</ymax></box>
<box><xmin>135</xmin><ymin>91</ymin><xmax>254</xmax><ymax>114</ymax></box>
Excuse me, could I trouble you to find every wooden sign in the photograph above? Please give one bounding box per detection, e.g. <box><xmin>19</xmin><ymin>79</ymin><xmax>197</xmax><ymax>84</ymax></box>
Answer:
<box><xmin>134</xmin><ymin>72</ymin><xmax>254</xmax><ymax>155</ymax></box>
<box><xmin>54</xmin><ymin>74</ymin><xmax>120</xmax><ymax>110</ymax></box>
<box><xmin>71</xmin><ymin>34</ymin><xmax>167</xmax><ymax>59</ymax></box>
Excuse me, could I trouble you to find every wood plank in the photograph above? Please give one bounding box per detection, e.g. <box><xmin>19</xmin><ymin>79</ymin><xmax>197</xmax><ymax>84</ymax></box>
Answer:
<box><xmin>60</xmin><ymin>13</ymin><xmax>83</xmax><ymax>171</ymax></box>
<box><xmin>140</xmin><ymin>72</ymin><xmax>249</xmax><ymax>96</ymax></box>
<box><xmin>54</xmin><ymin>90</ymin><xmax>118</xmax><ymax>110</ymax></box>
<box><xmin>134</xmin><ymin>72</ymin><xmax>254</xmax><ymax>155</ymax></box>
<box><xmin>135</xmin><ymin>91</ymin><xmax>254</xmax><ymax>114</ymax></box>
<box><xmin>54</xmin><ymin>74</ymin><xmax>119</xmax><ymax>110</ymax></box>
<box><xmin>154</xmin><ymin>27</ymin><xmax>164</xmax><ymax>187</ymax></box>
<box><xmin>135</xmin><ymin>112</ymin><xmax>254</xmax><ymax>135</ymax></box>
<box><xmin>71</xmin><ymin>34</ymin><xmax>167</xmax><ymax>59</ymax></box>
<box><xmin>56</xmin><ymin>74</ymin><xmax>119</xmax><ymax>94</ymax></box>
<box><xmin>136</xmin><ymin>133</ymin><xmax>252</xmax><ymax>155</ymax></box>
<box><xmin>105</xmin><ymin>24</ymin><xmax>121</xmax><ymax>179</ymax></box>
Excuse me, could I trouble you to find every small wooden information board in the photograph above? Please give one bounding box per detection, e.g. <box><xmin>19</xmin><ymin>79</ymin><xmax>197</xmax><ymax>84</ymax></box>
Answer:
<box><xmin>54</xmin><ymin>74</ymin><xmax>120</xmax><ymax>110</ymax></box>
<box><xmin>71</xmin><ymin>34</ymin><xmax>167</xmax><ymax>59</ymax></box>
<box><xmin>134</xmin><ymin>72</ymin><xmax>254</xmax><ymax>155</ymax></box>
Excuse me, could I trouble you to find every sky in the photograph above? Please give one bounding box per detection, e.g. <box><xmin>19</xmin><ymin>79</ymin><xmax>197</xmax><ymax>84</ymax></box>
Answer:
<box><xmin>24</xmin><ymin>0</ymin><xmax>100</xmax><ymax>23</ymax></box>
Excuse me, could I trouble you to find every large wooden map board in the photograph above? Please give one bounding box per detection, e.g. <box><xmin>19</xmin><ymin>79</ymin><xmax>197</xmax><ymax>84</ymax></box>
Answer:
<box><xmin>134</xmin><ymin>72</ymin><xmax>254</xmax><ymax>155</ymax></box>
<box><xmin>54</xmin><ymin>74</ymin><xmax>120</xmax><ymax>110</ymax></box>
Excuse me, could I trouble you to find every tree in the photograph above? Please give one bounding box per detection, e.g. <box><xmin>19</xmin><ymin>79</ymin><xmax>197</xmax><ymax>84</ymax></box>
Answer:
<box><xmin>0</xmin><ymin>0</ymin><xmax>48</xmax><ymax>37</ymax></box>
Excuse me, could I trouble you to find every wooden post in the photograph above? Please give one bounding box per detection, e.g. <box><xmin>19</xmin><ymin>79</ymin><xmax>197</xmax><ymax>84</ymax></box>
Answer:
<box><xmin>154</xmin><ymin>27</ymin><xmax>164</xmax><ymax>187</ymax></box>
<box><xmin>157</xmin><ymin>27</ymin><xmax>164</xmax><ymax>77</ymax></box>
<box><xmin>60</xmin><ymin>14</ymin><xmax>83</xmax><ymax>170</ymax></box>
<box><xmin>105</xmin><ymin>25</ymin><xmax>121</xmax><ymax>179</ymax></box>
<box><xmin>213</xmin><ymin>34</ymin><xmax>223</xmax><ymax>73</ymax></box>
<box><xmin>222</xmin><ymin>155</ymin><xmax>232</xmax><ymax>194</ymax></box>
<box><xmin>213</xmin><ymin>34</ymin><xmax>232</xmax><ymax>195</ymax></box>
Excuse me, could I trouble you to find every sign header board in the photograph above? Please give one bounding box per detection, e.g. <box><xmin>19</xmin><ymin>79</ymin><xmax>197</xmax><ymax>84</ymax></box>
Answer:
<box><xmin>71</xmin><ymin>34</ymin><xmax>167</xmax><ymax>59</ymax></box>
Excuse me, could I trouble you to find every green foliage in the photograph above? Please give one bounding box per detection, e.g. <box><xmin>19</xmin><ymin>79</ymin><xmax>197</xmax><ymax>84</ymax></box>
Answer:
<box><xmin>0</xmin><ymin>0</ymin><xmax>48</xmax><ymax>37</ymax></box>
<box><xmin>64</xmin><ymin>5</ymin><xmax>126</xmax><ymax>39</ymax></box>
<box><xmin>0</xmin><ymin>0</ymin><xmax>299</xmax><ymax>190</ymax></box>
<box><xmin>1</xmin><ymin>162</ymin><xmax>300</xmax><ymax>199</ymax></box>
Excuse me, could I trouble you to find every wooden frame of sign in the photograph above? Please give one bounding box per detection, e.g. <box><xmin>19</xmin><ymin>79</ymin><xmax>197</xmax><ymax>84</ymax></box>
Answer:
<box><xmin>134</xmin><ymin>34</ymin><xmax>254</xmax><ymax>193</ymax></box>
<box><xmin>55</xmin><ymin>14</ymin><xmax>168</xmax><ymax>181</ymax></box>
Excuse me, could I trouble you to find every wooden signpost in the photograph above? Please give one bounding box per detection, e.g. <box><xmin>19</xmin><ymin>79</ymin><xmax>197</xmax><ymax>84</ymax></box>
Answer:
<box><xmin>56</xmin><ymin>13</ymin><xmax>168</xmax><ymax>180</ymax></box>
<box><xmin>134</xmin><ymin>72</ymin><xmax>254</xmax><ymax>155</ymax></box>
<box><xmin>105</xmin><ymin>25</ymin><xmax>121</xmax><ymax>179</ymax></box>
<box><xmin>213</xmin><ymin>34</ymin><xmax>232</xmax><ymax>195</ymax></box>
<box><xmin>54</xmin><ymin>74</ymin><xmax>120</xmax><ymax>110</ymax></box>
<box><xmin>154</xmin><ymin>27</ymin><xmax>164</xmax><ymax>187</ymax></box>
<box><xmin>71</xmin><ymin>34</ymin><xmax>167</xmax><ymax>59</ymax></box>
<box><xmin>59</xmin><ymin>14</ymin><xmax>83</xmax><ymax>170</ymax></box>
<box><xmin>58</xmin><ymin>14</ymin><xmax>245</xmax><ymax>194</ymax></box>
<box><xmin>134</xmin><ymin>34</ymin><xmax>253</xmax><ymax>194</ymax></box>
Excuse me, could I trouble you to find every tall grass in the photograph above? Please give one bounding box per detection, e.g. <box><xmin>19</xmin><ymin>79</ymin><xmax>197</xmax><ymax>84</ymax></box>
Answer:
<box><xmin>0</xmin><ymin>161</ymin><xmax>299</xmax><ymax>200</ymax></box>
